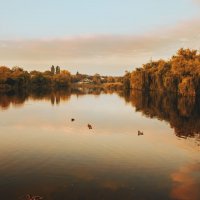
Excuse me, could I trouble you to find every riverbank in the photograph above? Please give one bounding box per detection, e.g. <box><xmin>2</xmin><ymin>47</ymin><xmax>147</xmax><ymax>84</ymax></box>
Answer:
<box><xmin>130</xmin><ymin>48</ymin><xmax>200</xmax><ymax>96</ymax></box>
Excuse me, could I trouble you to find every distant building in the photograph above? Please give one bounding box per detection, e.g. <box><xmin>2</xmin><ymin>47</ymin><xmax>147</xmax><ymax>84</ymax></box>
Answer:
<box><xmin>78</xmin><ymin>78</ymin><xmax>93</xmax><ymax>84</ymax></box>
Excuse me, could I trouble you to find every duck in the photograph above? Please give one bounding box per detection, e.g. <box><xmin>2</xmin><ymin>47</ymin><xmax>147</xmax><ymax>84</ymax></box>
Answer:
<box><xmin>88</xmin><ymin>124</ymin><xmax>92</xmax><ymax>129</ymax></box>
<box><xmin>138</xmin><ymin>130</ymin><xmax>144</xmax><ymax>136</ymax></box>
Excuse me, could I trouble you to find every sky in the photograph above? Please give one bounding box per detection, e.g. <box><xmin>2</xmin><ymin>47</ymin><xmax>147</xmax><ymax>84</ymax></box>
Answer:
<box><xmin>0</xmin><ymin>0</ymin><xmax>200</xmax><ymax>75</ymax></box>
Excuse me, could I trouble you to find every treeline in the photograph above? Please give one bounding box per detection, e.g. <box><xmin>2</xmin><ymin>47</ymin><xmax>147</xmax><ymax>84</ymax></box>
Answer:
<box><xmin>0</xmin><ymin>66</ymin><xmax>71</xmax><ymax>91</ymax></box>
<box><xmin>129</xmin><ymin>48</ymin><xmax>200</xmax><ymax>96</ymax></box>
<box><xmin>0</xmin><ymin>65</ymin><xmax>124</xmax><ymax>92</ymax></box>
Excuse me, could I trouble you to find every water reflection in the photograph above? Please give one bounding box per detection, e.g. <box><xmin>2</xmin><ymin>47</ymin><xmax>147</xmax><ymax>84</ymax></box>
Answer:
<box><xmin>0</xmin><ymin>88</ymin><xmax>117</xmax><ymax>109</ymax></box>
<box><xmin>122</xmin><ymin>91</ymin><xmax>200</xmax><ymax>140</ymax></box>
<box><xmin>0</xmin><ymin>88</ymin><xmax>200</xmax><ymax>200</ymax></box>
<box><xmin>1</xmin><ymin>89</ymin><xmax>200</xmax><ymax>141</ymax></box>
<box><xmin>171</xmin><ymin>163</ymin><xmax>200</xmax><ymax>200</ymax></box>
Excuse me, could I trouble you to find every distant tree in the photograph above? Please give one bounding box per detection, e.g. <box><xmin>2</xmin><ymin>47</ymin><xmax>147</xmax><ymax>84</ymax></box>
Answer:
<box><xmin>123</xmin><ymin>71</ymin><xmax>131</xmax><ymax>90</ymax></box>
<box><xmin>53</xmin><ymin>71</ymin><xmax>71</xmax><ymax>88</ymax></box>
<box><xmin>93</xmin><ymin>73</ymin><xmax>101</xmax><ymax>84</ymax></box>
<box><xmin>61</xmin><ymin>70</ymin><xmax>70</xmax><ymax>75</ymax></box>
<box><xmin>31</xmin><ymin>73</ymin><xmax>51</xmax><ymax>88</ymax></box>
<box><xmin>107</xmin><ymin>76</ymin><xmax>115</xmax><ymax>83</ymax></box>
<box><xmin>0</xmin><ymin>66</ymin><xmax>73</xmax><ymax>91</ymax></box>
<box><xmin>56</xmin><ymin>66</ymin><xmax>60</xmax><ymax>74</ymax></box>
<box><xmin>43</xmin><ymin>70</ymin><xmax>53</xmax><ymax>76</ymax></box>
<box><xmin>51</xmin><ymin>65</ymin><xmax>55</xmax><ymax>74</ymax></box>
<box><xmin>12</xmin><ymin>66</ymin><xmax>24</xmax><ymax>72</ymax></box>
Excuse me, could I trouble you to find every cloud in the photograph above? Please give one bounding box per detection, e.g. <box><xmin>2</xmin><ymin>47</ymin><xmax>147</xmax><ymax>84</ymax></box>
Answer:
<box><xmin>192</xmin><ymin>0</ymin><xmax>200</xmax><ymax>4</ymax></box>
<box><xmin>171</xmin><ymin>163</ymin><xmax>200</xmax><ymax>200</ymax></box>
<box><xmin>0</xmin><ymin>18</ymin><xmax>200</xmax><ymax>75</ymax></box>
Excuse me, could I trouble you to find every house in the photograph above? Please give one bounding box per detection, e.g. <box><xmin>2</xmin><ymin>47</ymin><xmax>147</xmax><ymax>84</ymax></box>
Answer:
<box><xmin>78</xmin><ymin>78</ymin><xmax>93</xmax><ymax>84</ymax></box>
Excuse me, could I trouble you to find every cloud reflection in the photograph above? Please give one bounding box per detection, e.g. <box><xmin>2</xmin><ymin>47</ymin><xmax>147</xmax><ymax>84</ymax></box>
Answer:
<box><xmin>171</xmin><ymin>163</ymin><xmax>200</xmax><ymax>200</ymax></box>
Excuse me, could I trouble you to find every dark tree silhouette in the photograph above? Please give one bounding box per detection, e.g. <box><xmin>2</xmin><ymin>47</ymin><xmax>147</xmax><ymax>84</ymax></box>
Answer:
<box><xmin>56</xmin><ymin>66</ymin><xmax>60</xmax><ymax>74</ymax></box>
<box><xmin>51</xmin><ymin>65</ymin><xmax>55</xmax><ymax>74</ymax></box>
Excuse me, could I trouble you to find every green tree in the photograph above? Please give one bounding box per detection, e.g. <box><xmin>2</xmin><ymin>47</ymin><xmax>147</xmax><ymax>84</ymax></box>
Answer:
<box><xmin>51</xmin><ymin>65</ymin><xmax>55</xmax><ymax>74</ymax></box>
<box><xmin>56</xmin><ymin>66</ymin><xmax>60</xmax><ymax>74</ymax></box>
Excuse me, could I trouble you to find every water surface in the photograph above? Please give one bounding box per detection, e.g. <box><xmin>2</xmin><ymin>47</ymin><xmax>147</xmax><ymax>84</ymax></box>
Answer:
<box><xmin>0</xmin><ymin>90</ymin><xmax>200</xmax><ymax>200</ymax></box>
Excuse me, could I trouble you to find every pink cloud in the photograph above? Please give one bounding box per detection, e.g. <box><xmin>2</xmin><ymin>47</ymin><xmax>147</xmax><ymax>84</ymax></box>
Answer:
<box><xmin>0</xmin><ymin>18</ymin><xmax>200</xmax><ymax>75</ymax></box>
<box><xmin>171</xmin><ymin>163</ymin><xmax>200</xmax><ymax>200</ymax></box>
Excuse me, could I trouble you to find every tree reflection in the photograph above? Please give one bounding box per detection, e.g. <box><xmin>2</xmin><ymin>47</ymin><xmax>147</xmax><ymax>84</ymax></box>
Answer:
<box><xmin>0</xmin><ymin>89</ymin><xmax>72</xmax><ymax>109</ymax></box>
<box><xmin>124</xmin><ymin>90</ymin><xmax>200</xmax><ymax>139</ymax></box>
<box><xmin>0</xmin><ymin>87</ymin><xmax>120</xmax><ymax>110</ymax></box>
<box><xmin>31</xmin><ymin>89</ymin><xmax>72</xmax><ymax>105</ymax></box>
<box><xmin>0</xmin><ymin>90</ymin><xmax>29</xmax><ymax>110</ymax></box>
<box><xmin>1</xmin><ymin>88</ymin><xmax>200</xmax><ymax>140</ymax></box>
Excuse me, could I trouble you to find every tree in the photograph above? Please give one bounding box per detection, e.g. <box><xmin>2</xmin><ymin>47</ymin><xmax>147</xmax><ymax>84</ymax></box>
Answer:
<box><xmin>31</xmin><ymin>73</ymin><xmax>52</xmax><ymax>88</ymax></box>
<box><xmin>123</xmin><ymin>71</ymin><xmax>131</xmax><ymax>90</ymax></box>
<box><xmin>51</xmin><ymin>65</ymin><xmax>55</xmax><ymax>74</ymax></box>
<box><xmin>130</xmin><ymin>48</ymin><xmax>200</xmax><ymax>96</ymax></box>
<box><xmin>56</xmin><ymin>66</ymin><xmax>60</xmax><ymax>74</ymax></box>
<box><xmin>53</xmin><ymin>73</ymin><xmax>71</xmax><ymax>88</ymax></box>
<box><xmin>93</xmin><ymin>73</ymin><xmax>101</xmax><ymax>84</ymax></box>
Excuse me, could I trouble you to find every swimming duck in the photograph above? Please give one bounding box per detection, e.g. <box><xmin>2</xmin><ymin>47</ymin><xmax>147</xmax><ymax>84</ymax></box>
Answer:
<box><xmin>138</xmin><ymin>130</ymin><xmax>144</xmax><ymax>136</ymax></box>
<box><xmin>88</xmin><ymin>124</ymin><xmax>92</xmax><ymax>129</ymax></box>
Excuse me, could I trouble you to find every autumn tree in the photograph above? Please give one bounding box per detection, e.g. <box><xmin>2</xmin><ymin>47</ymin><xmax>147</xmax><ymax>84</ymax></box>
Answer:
<box><xmin>123</xmin><ymin>71</ymin><xmax>131</xmax><ymax>90</ymax></box>
<box><xmin>53</xmin><ymin>70</ymin><xmax>71</xmax><ymax>87</ymax></box>
<box><xmin>130</xmin><ymin>48</ymin><xmax>200</xmax><ymax>96</ymax></box>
